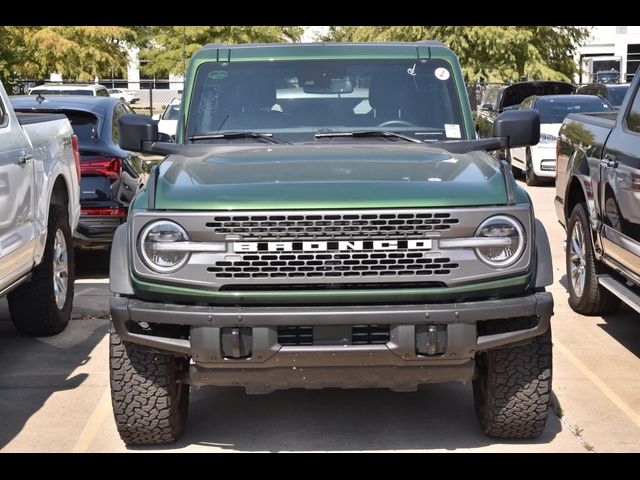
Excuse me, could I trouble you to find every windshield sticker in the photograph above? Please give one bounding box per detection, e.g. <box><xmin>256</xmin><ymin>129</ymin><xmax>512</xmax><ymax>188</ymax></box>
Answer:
<box><xmin>435</xmin><ymin>67</ymin><xmax>450</xmax><ymax>81</ymax></box>
<box><xmin>445</xmin><ymin>124</ymin><xmax>461</xmax><ymax>138</ymax></box>
<box><xmin>208</xmin><ymin>71</ymin><xmax>228</xmax><ymax>80</ymax></box>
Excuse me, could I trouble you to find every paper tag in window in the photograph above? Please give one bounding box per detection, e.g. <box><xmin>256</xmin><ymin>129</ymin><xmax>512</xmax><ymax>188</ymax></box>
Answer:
<box><xmin>445</xmin><ymin>124</ymin><xmax>461</xmax><ymax>139</ymax></box>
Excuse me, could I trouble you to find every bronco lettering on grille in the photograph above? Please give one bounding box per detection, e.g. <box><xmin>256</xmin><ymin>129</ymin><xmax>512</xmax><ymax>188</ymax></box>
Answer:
<box><xmin>233</xmin><ymin>240</ymin><xmax>433</xmax><ymax>253</ymax></box>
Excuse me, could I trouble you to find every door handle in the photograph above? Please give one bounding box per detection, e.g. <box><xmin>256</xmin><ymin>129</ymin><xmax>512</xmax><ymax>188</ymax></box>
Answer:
<box><xmin>601</xmin><ymin>155</ymin><xmax>618</xmax><ymax>169</ymax></box>
<box><xmin>16</xmin><ymin>153</ymin><xmax>33</xmax><ymax>166</ymax></box>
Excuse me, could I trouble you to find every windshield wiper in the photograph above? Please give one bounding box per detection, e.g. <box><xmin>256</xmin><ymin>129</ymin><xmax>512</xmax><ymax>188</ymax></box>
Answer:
<box><xmin>188</xmin><ymin>132</ymin><xmax>284</xmax><ymax>144</ymax></box>
<box><xmin>314</xmin><ymin>130</ymin><xmax>422</xmax><ymax>144</ymax></box>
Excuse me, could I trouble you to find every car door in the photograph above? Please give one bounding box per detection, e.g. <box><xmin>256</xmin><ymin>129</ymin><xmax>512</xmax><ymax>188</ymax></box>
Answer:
<box><xmin>509</xmin><ymin>97</ymin><xmax>534</xmax><ymax>169</ymax></box>
<box><xmin>112</xmin><ymin>103</ymin><xmax>144</xmax><ymax>204</ymax></box>
<box><xmin>476</xmin><ymin>86</ymin><xmax>500</xmax><ymax>138</ymax></box>
<box><xmin>599</xmin><ymin>82</ymin><xmax>640</xmax><ymax>272</ymax></box>
<box><xmin>0</xmin><ymin>94</ymin><xmax>36</xmax><ymax>290</ymax></box>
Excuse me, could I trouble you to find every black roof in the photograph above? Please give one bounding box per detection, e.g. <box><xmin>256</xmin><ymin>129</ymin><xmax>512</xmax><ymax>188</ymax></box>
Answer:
<box><xmin>202</xmin><ymin>41</ymin><xmax>447</xmax><ymax>49</ymax></box>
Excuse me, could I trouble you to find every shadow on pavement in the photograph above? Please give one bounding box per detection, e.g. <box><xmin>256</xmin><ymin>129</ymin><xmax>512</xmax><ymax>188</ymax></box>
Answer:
<box><xmin>0</xmin><ymin>319</ymin><xmax>108</xmax><ymax>449</ymax></box>
<box><xmin>560</xmin><ymin>274</ymin><xmax>640</xmax><ymax>359</ymax></box>
<box><xmin>74</xmin><ymin>249</ymin><xmax>110</xmax><ymax>279</ymax></box>
<box><xmin>132</xmin><ymin>383</ymin><xmax>562</xmax><ymax>452</ymax></box>
<box><xmin>599</xmin><ymin>306</ymin><xmax>640</xmax><ymax>359</ymax></box>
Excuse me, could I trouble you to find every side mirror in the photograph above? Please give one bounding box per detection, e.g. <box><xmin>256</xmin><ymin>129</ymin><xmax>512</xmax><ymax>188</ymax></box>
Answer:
<box><xmin>492</xmin><ymin>110</ymin><xmax>540</xmax><ymax>148</ymax></box>
<box><xmin>157</xmin><ymin>132</ymin><xmax>174</xmax><ymax>143</ymax></box>
<box><xmin>481</xmin><ymin>104</ymin><xmax>494</xmax><ymax>111</ymax></box>
<box><xmin>119</xmin><ymin>114</ymin><xmax>158</xmax><ymax>153</ymax></box>
<box><xmin>152</xmin><ymin>114</ymin><xmax>160</xmax><ymax>121</ymax></box>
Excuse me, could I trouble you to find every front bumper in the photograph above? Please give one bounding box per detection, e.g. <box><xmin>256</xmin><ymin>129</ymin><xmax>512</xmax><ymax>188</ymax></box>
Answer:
<box><xmin>531</xmin><ymin>144</ymin><xmax>557</xmax><ymax>178</ymax></box>
<box><xmin>111</xmin><ymin>291</ymin><xmax>553</xmax><ymax>392</ymax></box>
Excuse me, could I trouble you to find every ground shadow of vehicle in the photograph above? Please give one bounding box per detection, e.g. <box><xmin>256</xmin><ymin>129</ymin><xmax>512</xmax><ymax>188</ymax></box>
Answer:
<box><xmin>560</xmin><ymin>273</ymin><xmax>640</xmax><ymax>359</ymax></box>
<box><xmin>130</xmin><ymin>383</ymin><xmax>563</xmax><ymax>452</ymax></box>
<box><xmin>0</xmin><ymin>318</ymin><xmax>108</xmax><ymax>449</ymax></box>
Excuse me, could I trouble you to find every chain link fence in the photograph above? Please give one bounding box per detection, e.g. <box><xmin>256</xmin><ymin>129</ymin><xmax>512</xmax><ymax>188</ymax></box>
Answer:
<box><xmin>11</xmin><ymin>79</ymin><xmax>184</xmax><ymax>117</ymax></box>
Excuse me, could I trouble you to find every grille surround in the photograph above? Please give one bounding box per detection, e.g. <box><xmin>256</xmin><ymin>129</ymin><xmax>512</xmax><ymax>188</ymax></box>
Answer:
<box><xmin>130</xmin><ymin>206</ymin><xmax>534</xmax><ymax>290</ymax></box>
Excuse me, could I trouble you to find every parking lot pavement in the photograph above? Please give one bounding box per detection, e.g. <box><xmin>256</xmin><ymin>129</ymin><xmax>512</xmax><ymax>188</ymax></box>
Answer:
<box><xmin>1</xmin><ymin>183</ymin><xmax>639</xmax><ymax>452</ymax></box>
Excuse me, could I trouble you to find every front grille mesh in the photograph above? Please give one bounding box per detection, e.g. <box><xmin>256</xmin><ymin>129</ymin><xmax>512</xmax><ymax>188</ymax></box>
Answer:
<box><xmin>206</xmin><ymin>212</ymin><xmax>459</xmax><ymax>240</ymax></box>
<box><xmin>208</xmin><ymin>252</ymin><xmax>458</xmax><ymax>279</ymax></box>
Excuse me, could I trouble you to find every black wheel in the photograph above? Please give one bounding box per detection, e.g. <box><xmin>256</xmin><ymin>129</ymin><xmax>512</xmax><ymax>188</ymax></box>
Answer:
<box><xmin>525</xmin><ymin>147</ymin><xmax>543</xmax><ymax>186</ymax></box>
<box><xmin>110</xmin><ymin>330</ymin><xmax>189</xmax><ymax>445</ymax></box>
<box><xmin>473</xmin><ymin>322</ymin><xmax>552</xmax><ymax>439</ymax></box>
<box><xmin>8</xmin><ymin>204</ymin><xmax>74</xmax><ymax>336</ymax></box>
<box><xmin>566</xmin><ymin>203</ymin><xmax>620</xmax><ymax>315</ymax></box>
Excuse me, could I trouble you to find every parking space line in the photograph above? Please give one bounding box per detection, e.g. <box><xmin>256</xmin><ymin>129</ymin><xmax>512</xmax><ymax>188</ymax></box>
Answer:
<box><xmin>554</xmin><ymin>337</ymin><xmax>640</xmax><ymax>428</ymax></box>
<box><xmin>72</xmin><ymin>388</ymin><xmax>112</xmax><ymax>453</ymax></box>
<box><xmin>75</xmin><ymin>278</ymin><xmax>109</xmax><ymax>284</ymax></box>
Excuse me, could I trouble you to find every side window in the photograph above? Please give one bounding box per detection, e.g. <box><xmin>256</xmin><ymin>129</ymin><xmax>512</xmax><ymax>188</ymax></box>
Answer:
<box><xmin>627</xmin><ymin>87</ymin><xmax>640</xmax><ymax>134</ymax></box>
<box><xmin>97</xmin><ymin>88</ymin><xmax>109</xmax><ymax>97</ymax></box>
<box><xmin>112</xmin><ymin>104</ymin><xmax>126</xmax><ymax>143</ymax></box>
<box><xmin>0</xmin><ymin>98</ymin><xmax>6</xmax><ymax>127</ymax></box>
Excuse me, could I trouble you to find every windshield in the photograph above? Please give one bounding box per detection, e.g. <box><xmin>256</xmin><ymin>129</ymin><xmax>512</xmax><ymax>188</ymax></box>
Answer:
<box><xmin>534</xmin><ymin>97</ymin><xmax>613</xmax><ymax>124</ymax></box>
<box><xmin>595</xmin><ymin>71</ymin><xmax>619</xmax><ymax>83</ymax></box>
<box><xmin>31</xmin><ymin>89</ymin><xmax>93</xmax><ymax>96</ymax></box>
<box><xmin>607</xmin><ymin>85</ymin><xmax>630</xmax><ymax>107</ymax></box>
<box><xmin>66</xmin><ymin>112</ymin><xmax>100</xmax><ymax>142</ymax></box>
<box><xmin>186</xmin><ymin>59</ymin><xmax>466</xmax><ymax>142</ymax></box>
<box><xmin>163</xmin><ymin>102</ymin><xmax>181</xmax><ymax>120</ymax></box>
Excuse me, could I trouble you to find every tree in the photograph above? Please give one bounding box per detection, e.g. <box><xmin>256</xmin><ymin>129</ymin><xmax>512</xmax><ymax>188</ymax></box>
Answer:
<box><xmin>320</xmin><ymin>26</ymin><xmax>590</xmax><ymax>83</ymax></box>
<box><xmin>140</xmin><ymin>26</ymin><xmax>303</xmax><ymax>77</ymax></box>
<box><xmin>0</xmin><ymin>26</ymin><xmax>136</xmax><ymax>82</ymax></box>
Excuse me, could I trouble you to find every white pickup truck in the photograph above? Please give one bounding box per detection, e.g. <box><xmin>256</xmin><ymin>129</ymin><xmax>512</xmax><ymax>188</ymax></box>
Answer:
<box><xmin>0</xmin><ymin>80</ymin><xmax>80</xmax><ymax>335</ymax></box>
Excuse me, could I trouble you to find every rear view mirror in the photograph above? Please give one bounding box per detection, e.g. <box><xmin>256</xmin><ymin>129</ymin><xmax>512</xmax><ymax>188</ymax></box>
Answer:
<box><xmin>493</xmin><ymin>110</ymin><xmax>540</xmax><ymax>148</ymax></box>
<box><xmin>303</xmin><ymin>79</ymin><xmax>353</xmax><ymax>94</ymax></box>
<box><xmin>119</xmin><ymin>114</ymin><xmax>158</xmax><ymax>153</ymax></box>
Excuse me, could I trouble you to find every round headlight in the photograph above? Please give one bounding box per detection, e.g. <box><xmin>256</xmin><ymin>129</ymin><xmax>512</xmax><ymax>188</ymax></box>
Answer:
<box><xmin>139</xmin><ymin>220</ymin><xmax>190</xmax><ymax>273</ymax></box>
<box><xmin>474</xmin><ymin>215</ymin><xmax>525</xmax><ymax>268</ymax></box>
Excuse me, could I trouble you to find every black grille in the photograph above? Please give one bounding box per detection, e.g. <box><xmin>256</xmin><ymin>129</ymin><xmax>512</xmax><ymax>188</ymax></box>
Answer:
<box><xmin>206</xmin><ymin>212</ymin><xmax>459</xmax><ymax>240</ymax></box>
<box><xmin>277</xmin><ymin>325</ymin><xmax>390</xmax><ymax>346</ymax></box>
<box><xmin>352</xmin><ymin>325</ymin><xmax>390</xmax><ymax>345</ymax></box>
<box><xmin>208</xmin><ymin>252</ymin><xmax>458</xmax><ymax>279</ymax></box>
<box><xmin>277</xmin><ymin>326</ymin><xmax>313</xmax><ymax>346</ymax></box>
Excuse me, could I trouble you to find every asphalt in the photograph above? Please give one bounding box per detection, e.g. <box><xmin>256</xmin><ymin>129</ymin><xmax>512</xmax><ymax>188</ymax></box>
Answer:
<box><xmin>1</xmin><ymin>181</ymin><xmax>639</xmax><ymax>452</ymax></box>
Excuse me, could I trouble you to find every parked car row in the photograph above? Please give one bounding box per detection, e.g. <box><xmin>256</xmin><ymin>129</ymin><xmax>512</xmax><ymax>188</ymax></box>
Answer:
<box><xmin>28</xmin><ymin>83</ymin><xmax>140</xmax><ymax>104</ymax></box>
<box><xmin>477</xmin><ymin>80</ymin><xmax>632</xmax><ymax>185</ymax></box>
<box><xmin>11</xmin><ymin>96</ymin><xmax>148</xmax><ymax>249</ymax></box>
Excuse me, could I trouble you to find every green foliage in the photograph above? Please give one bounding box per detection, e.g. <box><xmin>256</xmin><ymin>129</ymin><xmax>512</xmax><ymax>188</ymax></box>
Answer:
<box><xmin>0</xmin><ymin>26</ymin><xmax>136</xmax><ymax>82</ymax></box>
<box><xmin>321</xmin><ymin>26</ymin><xmax>590</xmax><ymax>83</ymax></box>
<box><xmin>140</xmin><ymin>26</ymin><xmax>303</xmax><ymax>76</ymax></box>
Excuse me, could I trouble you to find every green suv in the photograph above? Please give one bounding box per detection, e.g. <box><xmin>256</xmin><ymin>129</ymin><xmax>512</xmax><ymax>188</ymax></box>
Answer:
<box><xmin>110</xmin><ymin>41</ymin><xmax>553</xmax><ymax>445</ymax></box>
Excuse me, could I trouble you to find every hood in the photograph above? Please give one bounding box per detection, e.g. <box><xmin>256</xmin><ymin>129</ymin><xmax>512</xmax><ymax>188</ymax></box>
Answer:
<box><xmin>154</xmin><ymin>144</ymin><xmax>508</xmax><ymax>210</ymax></box>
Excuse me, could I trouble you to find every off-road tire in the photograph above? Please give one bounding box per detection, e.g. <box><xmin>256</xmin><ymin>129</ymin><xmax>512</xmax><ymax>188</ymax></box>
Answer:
<box><xmin>8</xmin><ymin>204</ymin><xmax>74</xmax><ymax>335</ymax></box>
<box><xmin>110</xmin><ymin>330</ymin><xmax>189</xmax><ymax>445</ymax></box>
<box><xmin>473</xmin><ymin>322</ymin><xmax>552</xmax><ymax>439</ymax></box>
<box><xmin>525</xmin><ymin>147</ymin><xmax>543</xmax><ymax>186</ymax></box>
<box><xmin>567</xmin><ymin>203</ymin><xmax>620</xmax><ymax>315</ymax></box>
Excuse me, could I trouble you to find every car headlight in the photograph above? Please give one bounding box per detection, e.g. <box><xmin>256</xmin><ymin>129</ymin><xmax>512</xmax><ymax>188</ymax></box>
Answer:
<box><xmin>139</xmin><ymin>220</ymin><xmax>190</xmax><ymax>273</ymax></box>
<box><xmin>539</xmin><ymin>133</ymin><xmax>557</xmax><ymax>143</ymax></box>
<box><xmin>474</xmin><ymin>215</ymin><xmax>525</xmax><ymax>268</ymax></box>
